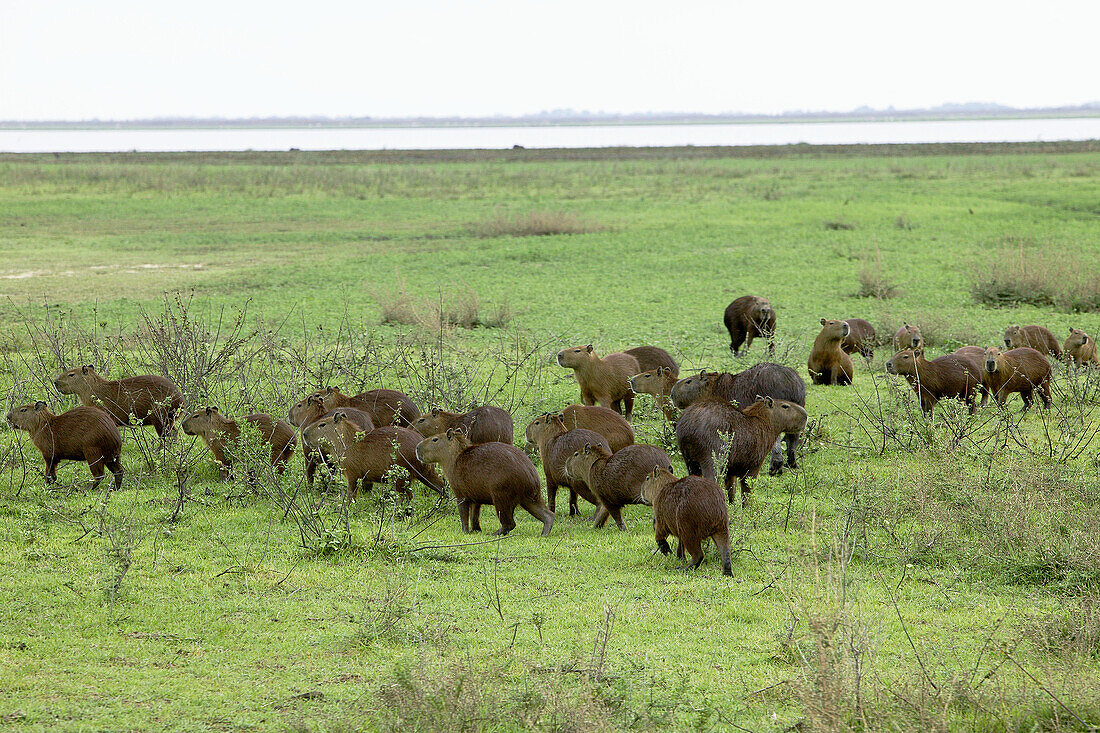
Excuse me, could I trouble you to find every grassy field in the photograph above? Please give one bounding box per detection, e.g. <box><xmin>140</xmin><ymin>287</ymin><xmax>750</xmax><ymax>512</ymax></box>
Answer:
<box><xmin>1</xmin><ymin>142</ymin><xmax>1099</xmax><ymax>732</ymax></box>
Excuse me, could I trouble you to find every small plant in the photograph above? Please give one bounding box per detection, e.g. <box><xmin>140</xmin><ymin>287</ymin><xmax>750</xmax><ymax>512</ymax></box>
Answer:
<box><xmin>856</xmin><ymin>249</ymin><xmax>900</xmax><ymax>299</ymax></box>
<box><xmin>824</xmin><ymin>220</ymin><xmax>856</xmax><ymax>231</ymax></box>
<box><xmin>468</xmin><ymin>210</ymin><xmax>601</xmax><ymax>238</ymax></box>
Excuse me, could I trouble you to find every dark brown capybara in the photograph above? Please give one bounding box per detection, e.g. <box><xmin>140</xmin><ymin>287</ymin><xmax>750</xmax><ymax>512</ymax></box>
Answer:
<box><xmin>1004</xmin><ymin>325</ymin><xmax>1062</xmax><ymax>359</ymax></box>
<box><xmin>6</xmin><ymin>402</ymin><xmax>123</xmax><ymax>490</ymax></box>
<box><xmin>288</xmin><ymin>394</ymin><xmax>375</xmax><ymax>486</ymax></box>
<box><xmin>564</xmin><ymin>442</ymin><xmax>672</xmax><ymax>531</ymax></box>
<box><xmin>416</xmin><ymin>429</ymin><xmax>554</xmax><ymax>536</ymax></box>
<box><xmin>841</xmin><ymin>318</ymin><xmax>877</xmax><ymax>360</ymax></box>
<box><xmin>315</xmin><ymin>386</ymin><xmax>420</xmax><ymax>427</ymax></box>
<box><xmin>983</xmin><ymin>347</ymin><xmax>1053</xmax><ymax>410</ymax></box>
<box><xmin>628</xmin><ymin>367</ymin><xmax>679</xmax><ymax>422</ymax></box>
<box><xmin>893</xmin><ymin>323</ymin><xmax>924</xmax><ymax>352</ymax></box>
<box><xmin>676</xmin><ymin>396</ymin><xmax>808</xmax><ymax>506</ymax></box>
<box><xmin>53</xmin><ymin>365</ymin><xmax>183</xmax><ymax>437</ymax></box>
<box><xmin>181</xmin><ymin>407</ymin><xmax>296</xmax><ymax>479</ymax></box>
<box><xmin>724</xmin><ymin>296</ymin><xmax>776</xmax><ymax>355</ymax></box>
<box><xmin>524</xmin><ymin>412</ymin><xmax>609</xmax><ymax>516</ymax></box>
<box><xmin>640</xmin><ymin>467</ymin><xmax>731</xmax><ymax>576</ymax></box>
<box><xmin>556</xmin><ymin>345</ymin><xmax>640</xmax><ymax>420</ymax></box>
<box><xmin>884</xmin><ymin>349</ymin><xmax>987</xmax><ymax>415</ymax></box>
<box><xmin>558</xmin><ymin>403</ymin><xmax>634</xmax><ymax>452</ymax></box>
<box><xmin>808</xmin><ymin>319</ymin><xmax>854</xmax><ymax>386</ymax></box>
<box><xmin>304</xmin><ymin>413</ymin><xmax>444</xmax><ymax>500</ymax></box>
<box><xmin>1064</xmin><ymin>328</ymin><xmax>1099</xmax><ymax>367</ymax></box>
<box><xmin>410</xmin><ymin>406</ymin><xmax>514</xmax><ymax>444</ymax></box>
<box><xmin>623</xmin><ymin>346</ymin><xmax>679</xmax><ymax>378</ymax></box>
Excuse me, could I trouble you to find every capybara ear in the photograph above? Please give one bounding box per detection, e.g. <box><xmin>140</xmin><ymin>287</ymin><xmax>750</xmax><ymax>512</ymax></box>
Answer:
<box><xmin>914</xmin><ymin>347</ymin><xmax>924</xmax><ymax>358</ymax></box>
<box><xmin>554</xmin><ymin>412</ymin><xmax>565</xmax><ymax>420</ymax></box>
<box><xmin>903</xmin><ymin>322</ymin><xmax>910</xmax><ymax>328</ymax></box>
<box><xmin>658</xmin><ymin>366</ymin><xmax>669</xmax><ymax>376</ymax></box>
<box><xmin>431</xmin><ymin>407</ymin><xmax>441</xmax><ymax>416</ymax></box>
<box><xmin>582</xmin><ymin>443</ymin><xmax>592</xmax><ymax>455</ymax></box>
<box><xmin>307</xmin><ymin>394</ymin><xmax>320</xmax><ymax>405</ymax></box>
<box><xmin>325</xmin><ymin>386</ymin><xmax>336</xmax><ymax>394</ymax></box>
<box><xmin>764</xmin><ymin>396</ymin><xmax>774</xmax><ymax>408</ymax></box>
<box><xmin>81</xmin><ymin>365</ymin><xmax>90</xmax><ymax>374</ymax></box>
<box><xmin>651</xmin><ymin>466</ymin><xmax>661</xmax><ymax>478</ymax></box>
<box><xmin>446</xmin><ymin>428</ymin><xmax>455</xmax><ymax>438</ymax></box>
<box><xmin>34</xmin><ymin>400</ymin><xmax>46</xmax><ymax>410</ymax></box>
<box><xmin>585</xmin><ymin>344</ymin><xmax>593</xmax><ymax>353</ymax></box>
<box><xmin>205</xmin><ymin>406</ymin><xmax>213</xmax><ymax>415</ymax></box>
<box><xmin>820</xmin><ymin>318</ymin><xmax>827</xmax><ymax>326</ymax></box>
<box><xmin>333</xmin><ymin>411</ymin><xmax>346</xmax><ymax>423</ymax></box>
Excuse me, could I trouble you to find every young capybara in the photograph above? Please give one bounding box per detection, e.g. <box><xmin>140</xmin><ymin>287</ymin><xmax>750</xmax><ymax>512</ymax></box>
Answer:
<box><xmin>841</xmin><ymin>318</ymin><xmax>877</xmax><ymax>360</ymax></box>
<box><xmin>53</xmin><ymin>365</ymin><xmax>183</xmax><ymax>437</ymax></box>
<box><xmin>556</xmin><ymin>345</ymin><xmax>640</xmax><ymax>420</ymax></box>
<box><xmin>724</xmin><ymin>295</ymin><xmax>776</xmax><ymax>355</ymax></box>
<box><xmin>885</xmin><ymin>349</ymin><xmax>988</xmax><ymax>415</ymax></box>
<box><xmin>623</xmin><ymin>346</ymin><xmax>679</xmax><ymax>378</ymax></box>
<box><xmin>287</xmin><ymin>394</ymin><xmax>375</xmax><ymax>486</ymax></box>
<box><xmin>7</xmin><ymin>402</ymin><xmax>124</xmax><ymax>490</ymax></box>
<box><xmin>304</xmin><ymin>413</ymin><xmax>444</xmax><ymax>500</ymax></box>
<box><xmin>628</xmin><ymin>366</ymin><xmax>679</xmax><ymax>422</ymax></box>
<box><xmin>983</xmin><ymin>347</ymin><xmax>1053</xmax><ymax>410</ymax></box>
<box><xmin>893</xmin><ymin>323</ymin><xmax>923</xmax><ymax>352</ymax></box>
<box><xmin>640</xmin><ymin>467</ymin><xmax>731</xmax><ymax>576</ymax></box>
<box><xmin>416</xmin><ymin>429</ymin><xmax>554</xmax><ymax>536</ymax></box>
<box><xmin>1004</xmin><ymin>325</ymin><xmax>1062</xmax><ymax>359</ymax></box>
<box><xmin>676</xmin><ymin>396</ymin><xmax>808</xmax><ymax>506</ymax></box>
<box><xmin>524</xmin><ymin>412</ymin><xmax>610</xmax><ymax>515</ymax></box>
<box><xmin>181</xmin><ymin>407</ymin><xmax>297</xmax><ymax>478</ymax></box>
<box><xmin>808</xmin><ymin>319</ymin><xmax>854</xmax><ymax>386</ymax></box>
<box><xmin>410</xmin><ymin>406</ymin><xmax>514</xmax><ymax>444</ymax></box>
<box><xmin>1064</xmin><ymin>328</ymin><xmax>1099</xmax><ymax>367</ymax></box>
<box><xmin>315</xmin><ymin>386</ymin><xmax>420</xmax><ymax>427</ymax></box>
<box><xmin>564</xmin><ymin>442</ymin><xmax>673</xmax><ymax>531</ymax></box>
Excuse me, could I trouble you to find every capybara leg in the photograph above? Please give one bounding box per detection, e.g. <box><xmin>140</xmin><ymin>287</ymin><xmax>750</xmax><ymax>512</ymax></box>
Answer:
<box><xmin>699</xmin><ymin>454</ymin><xmax>716</xmax><ymax>483</ymax></box>
<box><xmin>592</xmin><ymin>504</ymin><xmax>610</xmax><ymax>529</ymax></box>
<box><xmin>393</xmin><ymin>477</ymin><xmax>412</xmax><ymax>501</ymax></box>
<box><xmin>608</xmin><ymin>506</ymin><xmax>626</xmax><ymax>532</ymax></box>
<box><xmin>87</xmin><ymin>454</ymin><xmax>105</xmax><ymax>490</ymax></box>
<box><xmin>675</xmin><ymin>540</ymin><xmax>685</xmax><ymax>560</ymax></box>
<box><xmin>740</xmin><ymin>477</ymin><xmax>752</xmax><ymax>508</ymax></box>
<box><xmin>784</xmin><ymin>432</ymin><xmax>799</xmax><ymax>470</ymax></box>
<box><xmin>744</xmin><ymin>332</ymin><xmax>755</xmax><ymax>350</ymax></box>
<box><xmin>546</xmin><ymin>480</ymin><xmax>558</xmax><ymax>514</ymax></box>
<box><xmin>715</xmin><ymin>534</ymin><xmax>733</xmax><ymax>577</ymax></box>
<box><xmin>658</xmin><ymin>396</ymin><xmax>678</xmax><ymax>423</ymax></box>
<box><xmin>568</xmin><ymin>489</ymin><xmax>579</xmax><ymax>517</ymax></box>
<box><xmin>768</xmin><ymin>436</ymin><xmax>785</xmax><ymax>476</ymax></box>
<box><xmin>106</xmin><ymin>457</ymin><xmax>124</xmax><ymax>491</ymax></box>
<box><xmin>581</xmin><ymin>391</ymin><xmax>596</xmax><ymax>407</ymax></box>
<box><xmin>458</xmin><ymin>501</ymin><xmax>472</xmax><ymax>533</ymax></box>
<box><xmin>45</xmin><ymin>458</ymin><xmax>59</xmax><ymax>485</ymax></box>
<box><xmin>655</xmin><ymin>526</ymin><xmax>671</xmax><ymax>555</ymax></box>
<box><xmin>470</xmin><ymin>503</ymin><xmax>483</xmax><ymax>532</ymax></box>
<box><xmin>305</xmin><ymin>457</ymin><xmax>317</xmax><ymax>487</ymax></box>
<box><xmin>623</xmin><ymin>394</ymin><xmax>634</xmax><ymax>422</ymax></box>
<box><xmin>683</xmin><ymin>538</ymin><xmax>705</xmax><ymax>571</ymax></box>
<box><xmin>1040</xmin><ymin>382</ymin><xmax>1052</xmax><ymax>408</ymax></box>
<box><xmin>346</xmin><ymin>474</ymin><xmax>359</xmax><ymax>501</ymax></box>
<box><xmin>1020</xmin><ymin>390</ymin><xmax>1033</xmax><ymax>412</ymax></box>
<box><xmin>723</xmin><ymin>469</ymin><xmax>737</xmax><ymax>505</ymax></box>
<box><xmin>521</xmin><ymin>498</ymin><xmax>554</xmax><ymax>536</ymax></box>
<box><xmin>494</xmin><ymin>501</ymin><xmax>517</xmax><ymax>536</ymax></box>
<box><xmin>729</xmin><ymin>327</ymin><xmax>744</xmax><ymax>353</ymax></box>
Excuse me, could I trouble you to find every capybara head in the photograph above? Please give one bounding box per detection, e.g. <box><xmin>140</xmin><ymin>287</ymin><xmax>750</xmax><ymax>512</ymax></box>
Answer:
<box><xmin>6</xmin><ymin>401</ymin><xmax>50</xmax><ymax>431</ymax></box>
<box><xmin>751</xmin><ymin>297</ymin><xmax>773</xmax><ymax>322</ymax></box>
<box><xmin>896</xmin><ymin>323</ymin><xmax>923</xmax><ymax>350</ymax></box>
<box><xmin>415</xmin><ymin>427</ymin><xmax>471</xmax><ymax>465</ymax></box>
<box><xmin>820</xmin><ymin>318</ymin><xmax>851</xmax><ymax>340</ymax></box>
<box><xmin>984</xmin><ymin>347</ymin><xmax>1004</xmax><ymax>374</ymax></box>
<box><xmin>287</xmin><ymin>393</ymin><xmax>326</xmax><ymax>427</ymax></box>
<box><xmin>1003</xmin><ymin>326</ymin><xmax>1022</xmax><ymax>350</ymax></box>
<box><xmin>53</xmin><ymin>364</ymin><xmax>98</xmax><ymax>395</ymax></box>
<box><xmin>629</xmin><ymin>366</ymin><xmax>675</xmax><ymax>397</ymax></box>
<box><xmin>669</xmin><ymin>370</ymin><xmax>718</xmax><ymax>409</ymax></box>
<box><xmin>301</xmin><ymin>409</ymin><xmax>353</xmax><ymax>450</ymax></box>
<box><xmin>753</xmin><ymin>396</ymin><xmax>809</xmax><ymax>435</ymax></box>
<box><xmin>410</xmin><ymin>407</ymin><xmax>452</xmax><ymax>438</ymax></box>
<box><xmin>524</xmin><ymin>411</ymin><xmax>565</xmax><ymax>449</ymax></box>
<box><xmin>1066</xmin><ymin>328</ymin><xmax>1090</xmax><ymax>350</ymax></box>
<box><xmin>640</xmin><ymin>465</ymin><xmax>678</xmax><ymax>506</ymax></box>
<box><xmin>181</xmin><ymin>406</ymin><xmax>227</xmax><ymax>436</ymax></box>
<box><xmin>885</xmin><ymin>348</ymin><xmax>923</xmax><ymax>376</ymax></box>
<box><xmin>556</xmin><ymin>345</ymin><xmax>595</xmax><ymax>368</ymax></box>
<box><xmin>564</xmin><ymin>442</ymin><xmax>612</xmax><ymax>482</ymax></box>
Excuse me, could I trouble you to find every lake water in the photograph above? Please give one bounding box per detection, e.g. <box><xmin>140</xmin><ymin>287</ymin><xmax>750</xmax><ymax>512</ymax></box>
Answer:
<box><xmin>1</xmin><ymin>117</ymin><xmax>1098</xmax><ymax>153</ymax></box>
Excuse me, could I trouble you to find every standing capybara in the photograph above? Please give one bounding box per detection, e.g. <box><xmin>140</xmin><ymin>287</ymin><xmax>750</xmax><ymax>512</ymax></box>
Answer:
<box><xmin>410</xmin><ymin>406</ymin><xmax>514</xmax><ymax>444</ymax></box>
<box><xmin>1004</xmin><ymin>325</ymin><xmax>1062</xmax><ymax>359</ymax></box>
<box><xmin>416</xmin><ymin>430</ymin><xmax>554</xmax><ymax>536</ymax></box>
<box><xmin>808</xmin><ymin>319</ymin><xmax>854</xmax><ymax>386</ymax></box>
<box><xmin>524</xmin><ymin>412</ymin><xmax>610</xmax><ymax>515</ymax></box>
<box><xmin>623</xmin><ymin>346</ymin><xmax>679</xmax><ymax>378</ymax></box>
<box><xmin>893</xmin><ymin>323</ymin><xmax>923</xmax><ymax>352</ymax></box>
<box><xmin>557</xmin><ymin>404</ymin><xmax>634</xmax><ymax>452</ymax></box>
<box><xmin>983</xmin><ymin>347</ymin><xmax>1053</xmax><ymax>410</ymax></box>
<box><xmin>288</xmin><ymin>394</ymin><xmax>375</xmax><ymax>486</ymax></box>
<box><xmin>315</xmin><ymin>386</ymin><xmax>420</xmax><ymax>427</ymax></box>
<box><xmin>6</xmin><ymin>402</ymin><xmax>123</xmax><ymax>490</ymax></box>
<box><xmin>53</xmin><ymin>365</ymin><xmax>183</xmax><ymax>437</ymax></box>
<box><xmin>556</xmin><ymin>345</ymin><xmax>640</xmax><ymax>420</ymax></box>
<box><xmin>1064</xmin><ymin>328</ymin><xmax>1099</xmax><ymax>367</ymax></box>
<box><xmin>841</xmin><ymin>318</ymin><xmax>877</xmax><ymax>360</ymax></box>
<box><xmin>181</xmin><ymin>407</ymin><xmax>297</xmax><ymax>479</ymax></box>
<box><xmin>885</xmin><ymin>349</ymin><xmax>988</xmax><ymax>415</ymax></box>
<box><xmin>629</xmin><ymin>367</ymin><xmax>680</xmax><ymax>422</ymax></box>
<box><xmin>641</xmin><ymin>467</ymin><xmax>731</xmax><ymax>576</ymax></box>
<box><xmin>724</xmin><ymin>296</ymin><xmax>776</xmax><ymax>355</ymax></box>
<box><xmin>564</xmin><ymin>442</ymin><xmax>672</xmax><ymax>531</ymax></box>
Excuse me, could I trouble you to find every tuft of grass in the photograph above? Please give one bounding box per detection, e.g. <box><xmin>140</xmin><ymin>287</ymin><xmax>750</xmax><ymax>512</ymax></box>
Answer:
<box><xmin>856</xmin><ymin>248</ymin><xmax>901</xmax><ymax>299</ymax></box>
<box><xmin>469</xmin><ymin>210</ymin><xmax>601</xmax><ymax>238</ymax></box>
<box><xmin>971</xmin><ymin>245</ymin><xmax>1100</xmax><ymax>312</ymax></box>
<box><xmin>824</xmin><ymin>219</ymin><xmax>857</xmax><ymax>231</ymax></box>
<box><xmin>894</xmin><ymin>214</ymin><xmax>916</xmax><ymax>230</ymax></box>
<box><xmin>370</xmin><ymin>281</ymin><xmax>512</xmax><ymax>331</ymax></box>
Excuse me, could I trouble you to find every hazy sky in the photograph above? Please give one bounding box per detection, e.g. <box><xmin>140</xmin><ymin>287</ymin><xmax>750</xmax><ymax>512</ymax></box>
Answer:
<box><xmin>3</xmin><ymin>0</ymin><xmax>1098</xmax><ymax>120</ymax></box>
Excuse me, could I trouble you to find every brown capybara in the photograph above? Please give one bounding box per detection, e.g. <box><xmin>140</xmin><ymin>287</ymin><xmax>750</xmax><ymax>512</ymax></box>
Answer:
<box><xmin>841</xmin><ymin>318</ymin><xmax>876</xmax><ymax>360</ymax></box>
<box><xmin>564</xmin><ymin>442</ymin><xmax>672</xmax><ymax>531</ymax></box>
<box><xmin>416</xmin><ymin>429</ymin><xmax>554</xmax><ymax>536</ymax></box>
<box><xmin>623</xmin><ymin>346</ymin><xmax>679</xmax><ymax>378</ymax></box>
<box><xmin>53</xmin><ymin>365</ymin><xmax>183</xmax><ymax>437</ymax></box>
<box><xmin>983</xmin><ymin>347</ymin><xmax>1053</xmax><ymax>410</ymax></box>
<box><xmin>1064</xmin><ymin>328</ymin><xmax>1099</xmax><ymax>367</ymax></box>
<box><xmin>556</xmin><ymin>345</ymin><xmax>640</xmax><ymax>420</ymax></box>
<box><xmin>181</xmin><ymin>407</ymin><xmax>296</xmax><ymax>479</ymax></box>
<box><xmin>885</xmin><ymin>349</ymin><xmax>988</xmax><ymax>415</ymax></box>
<box><xmin>893</xmin><ymin>323</ymin><xmax>924</xmax><ymax>352</ymax></box>
<box><xmin>953</xmin><ymin>346</ymin><xmax>992</xmax><ymax>407</ymax></box>
<box><xmin>1004</xmin><ymin>325</ymin><xmax>1062</xmax><ymax>359</ymax></box>
<box><xmin>808</xmin><ymin>319</ymin><xmax>854</xmax><ymax>386</ymax></box>
<box><xmin>315</xmin><ymin>386</ymin><xmax>420</xmax><ymax>427</ymax></box>
<box><xmin>524</xmin><ymin>412</ymin><xmax>610</xmax><ymax>516</ymax></box>
<box><xmin>640</xmin><ymin>467</ymin><xmax>731</xmax><ymax>576</ymax></box>
<box><xmin>676</xmin><ymin>396</ymin><xmax>808</xmax><ymax>506</ymax></box>
<box><xmin>287</xmin><ymin>396</ymin><xmax>375</xmax><ymax>486</ymax></box>
<box><xmin>724</xmin><ymin>295</ymin><xmax>776</xmax><ymax>355</ymax></box>
<box><xmin>304</xmin><ymin>413</ymin><xmax>444</xmax><ymax>500</ymax></box>
<box><xmin>6</xmin><ymin>402</ymin><xmax>124</xmax><ymax>490</ymax></box>
<box><xmin>557</xmin><ymin>403</ymin><xmax>634</xmax><ymax>452</ymax></box>
<box><xmin>628</xmin><ymin>367</ymin><xmax>679</xmax><ymax>422</ymax></box>
<box><xmin>410</xmin><ymin>406</ymin><xmax>513</xmax><ymax>444</ymax></box>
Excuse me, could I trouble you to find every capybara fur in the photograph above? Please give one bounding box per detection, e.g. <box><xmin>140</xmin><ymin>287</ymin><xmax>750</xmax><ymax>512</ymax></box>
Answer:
<box><xmin>1064</xmin><ymin>328</ymin><xmax>1099</xmax><ymax>367</ymax></box>
<box><xmin>885</xmin><ymin>349</ymin><xmax>988</xmax><ymax>415</ymax></box>
<box><xmin>724</xmin><ymin>295</ymin><xmax>776</xmax><ymax>355</ymax></box>
<box><xmin>287</xmin><ymin>394</ymin><xmax>375</xmax><ymax>486</ymax></box>
<box><xmin>628</xmin><ymin>367</ymin><xmax>679</xmax><ymax>422</ymax></box>
<box><xmin>893</xmin><ymin>323</ymin><xmax>924</xmax><ymax>352</ymax></box>
<box><xmin>808</xmin><ymin>319</ymin><xmax>854</xmax><ymax>386</ymax></box>
<box><xmin>953</xmin><ymin>346</ymin><xmax>992</xmax><ymax>407</ymax></box>
<box><xmin>556</xmin><ymin>345</ymin><xmax>640</xmax><ymax>420</ymax></box>
<box><xmin>623</xmin><ymin>346</ymin><xmax>679</xmax><ymax>378</ymax></box>
<box><xmin>841</xmin><ymin>318</ymin><xmax>876</xmax><ymax>359</ymax></box>
<box><xmin>54</xmin><ymin>365</ymin><xmax>183</xmax><ymax>437</ymax></box>
<box><xmin>641</xmin><ymin>467</ymin><xmax>731</xmax><ymax>576</ymax></box>
<box><xmin>983</xmin><ymin>347</ymin><xmax>1053</xmax><ymax>410</ymax></box>
<box><xmin>565</xmin><ymin>442</ymin><xmax>672</xmax><ymax>531</ymax></box>
<box><xmin>411</xmin><ymin>406</ymin><xmax>514</xmax><ymax>444</ymax></box>
<box><xmin>557</xmin><ymin>403</ymin><xmax>634</xmax><ymax>452</ymax></box>
<box><xmin>524</xmin><ymin>412</ymin><xmax>609</xmax><ymax>516</ymax></box>
<box><xmin>1004</xmin><ymin>325</ymin><xmax>1062</xmax><ymax>359</ymax></box>
<box><xmin>416</xmin><ymin>429</ymin><xmax>554</xmax><ymax>536</ymax></box>
<box><xmin>316</xmin><ymin>386</ymin><xmax>420</xmax><ymax>427</ymax></box>
<box><xmin>181</xmin><ymin>407</ymin><xmax>296</xmax><ymax>479</ymax></box>
<box><xmin>6</xmin><ymin>402</ymin><xmax>123</xmax><ymax>490</ymax></box>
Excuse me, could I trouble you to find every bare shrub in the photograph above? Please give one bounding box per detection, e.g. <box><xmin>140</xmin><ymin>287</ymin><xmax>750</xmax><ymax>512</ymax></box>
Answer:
<box><xmin>369</xmin><ymin>280</ymin><xmax>512</xmax><ymax>330</ymax></box>
<box><xmin>855</xmin><ymin>248</ymin><xmax>900</xmax><ymax>299</ymax></box>
<box><xmin>970</xmin><ymin>244</ymin><xmax>1100</xmax><ymax>312</ymax></box>
<box><xmin>469</xmin><ymin>209</ymin><xmax>602</xmax><ymax>238</ymax></box>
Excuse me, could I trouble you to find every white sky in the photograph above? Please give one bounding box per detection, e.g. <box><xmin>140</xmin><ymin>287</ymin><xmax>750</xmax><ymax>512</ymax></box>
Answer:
<box><xmin>2</xmin><ymin>0</ymin><xmax>1098</xmax><ymax>121</ymax></box>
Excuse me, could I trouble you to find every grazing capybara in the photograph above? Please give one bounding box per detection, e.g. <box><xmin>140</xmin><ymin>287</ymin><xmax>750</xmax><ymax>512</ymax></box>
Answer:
<box><xmin>416</xmin><ymin>429</ymin><xmax>554</xmax><ymax>536</ymax></box>
<box><xmin>181</xmin><ymin>407</ymin><xmax>296</xmax><ymax>479</ymax></box>
<box><xmin>6</xmin><ymin>402</ymin><xmax>124</xmax><ymax>490</ymax></box>
<box><xmin>983</xmin><ymin>347</ymin><xmax>1053</xmax><ymax>410</ymax></box>
<box><xmin>1004</xmin><ymin>325</ymin><xmax>1062</xmax><ymax>359</ymax></box>
<box><xmin>841</xmin><ymin>318</ymin><xmax>877</xmax><ymax>359</ymax></box>
<box><xmin>410</xmin><ymin>406</ymin><xmax>514</xmax><ymax>444</ymax></box>
<box><xmin>724</xmin><ymin>296</ymin><xmax>776</xmax><ymax>355</ymax></box>
<box><xmin>304</xmin><ymin>413</ymin><xmax>444</xmax><ymax>499</ymax></box>
<box><xmin>623</xmin><ymin>346</ymin><xmax>679</xmax><ymax>378</ymax></box>
<box><xmin>628</xmin><ymin>367</ymin><xmax>679</xmax><ymax>422</ymax></box>
<box><xmin>556</xmin><ymin>345</ymin><xmax>640</xmax><ymax>420</ymax></box>
<box><xmin>677</xmin><ymin>396</ymin><xmax>808</xmax><ymax>506</ymax></box>
<box><xmin>316</xmin><ymin>386</ymin><xmax>420</xmax><ymax>427</ymax></box>
<box><xmin>808</xmin><ymin>319</ymin><xmax>854</xmax><ymax>386</ymax></box>
<box><xmin>524</xmin><ymin>412</ymin><xmax>609</xmax><ymax>515</ymax></box>
<box><xmin>53</xmin><ymin>365</ymin><xmax>183</xmax><ymax>437</ymax></box>
<box><xmin>564</xmin><ymin>442</ymin><xmax>672</xmax><ymax>531</ymax></box>
<box><xmin>640</xmin><ymin>467</ymin><xmax>731</xmax><ymax>576</ymax></box>
<box><xmin>885</xmin><ymin>349</ymin><xmax>988</xmax><ymax>415</ymax></box>
<box><xmin>1064</xmin><ymin>328</ymin><xmax>1099</xmax><ymax>367</ymax></box>
<box><xmin>557</xmin><ymin>404</ymin><xmax>634</xmax><ymax>452</ymax></box>
<box><xmin>288</xmin><ymin>394</ymin><xmax>375</xmax><ymax>486</ymax></box>
<box><xmin>893</xmin><ymin>323</ymin><xmax>923</xmax><ymax>352</ymax></box>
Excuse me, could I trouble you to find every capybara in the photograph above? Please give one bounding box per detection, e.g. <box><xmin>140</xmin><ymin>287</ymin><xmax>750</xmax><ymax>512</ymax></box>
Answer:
<box><xmin>524</xmin><ymin>412</ymin><xmax>610</xmax><ymax>515</ymax></box>
<box><xmin>953</xmin><ymin>346</ymin><xmax>992</xmax><ymax>407</ymax></box>
<box><xmin>628</xmin><ymin>367</ymin><xmax>679</xmax><ymax>422</ymax></box>
<box><xmin>640</xmin><ymin>467</ymin><xmax>731</xmax><ymax>576</ymax></box>
<box><xmin>315</xmin><ymin>386</ymin><xmax>420</xmax><ymax>427</ymax></box>
<box><xmin>885</xmin><ymin>349</ymin><xmax>987</xmax><ymax>415</ymax></box>
<box><xmin>808</xmin><ymin>319</ymin><xmax>854</xmax><ymax>386</ymax></box>
<box><xmin>416</xmin><ymin>429</ymin><xmax>554</xmax><ymax>536</ymax></box>
<box><xmin>6</xmin><ymin>402</ymin><xmax>123</xmax><ymax>490</ymax></box>
<box><xmin>410</xmin><ymin>406</ymin><xmax>514</xmax><ymax>444</ymax></box>
<box><xmin>841</xmin><ymin>318</ymin><xmax>876</xmax><ymax>360</ymax></box>
<box><xmin>983</xmin><ymin>347</ymin><xmax>1053</xmax><ymax>410</ymax></box>
<box><xmin>304</xmin><ymin>413</ymin><xmax>444</xmax><ymax>499</ymax></box>
<box><xmin>556</xmin><ymin>345</ymin><xmax>640</xmax><ymax>420</ymax></box>
<box><xmin>676</xmin><ymin>396</ymin><xmax>808</xmax><ymax>506</ymax></box>
<box><xmin>623</xmin><ymin>346</ymin><xmax>679</xmax><ymax>378</ymax></box>
<box><xmin>724</xmin><ymin>295</ymin><xmax>776</xmax><ymax>355</ymax></box>
<box><xmin>557</xmin><ymin>403</ymin><xmax>634</xmax><ymax>452</ymax></box>
<box><xmin>53</xmin><ymin>365</ymin><xmax>183</xmax><ymax>437</ymax></box>
<box><xmin>564</xmin><ymin>442</ymin><xmax>672</xmax><ymax>531</ymax></box>
<box><xmin>288</xmin><ymin>394</ymin><xmax>375</xmax><ymax>486</ymax></box>
<box><xmin>181</xmin><ymin>407</ymin><xmax>297</xmax><ymax>479</ymax></box>
<box><xmin>893</xmin><ymin>323</ymin><xmax>923</xmax><ymax>352</ymax></box>
<box><xmin>1064</xmin><ymin>328</ymin><xmax>1099</xmax><ymax>367</ymax></box>
<box><xmin>1004</xmin><ymin>325</ymin><xmax>1062</xmax><ymax>359</ymax></box>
